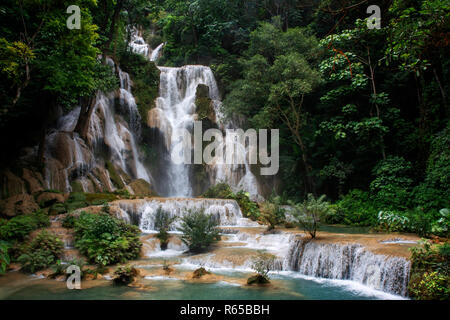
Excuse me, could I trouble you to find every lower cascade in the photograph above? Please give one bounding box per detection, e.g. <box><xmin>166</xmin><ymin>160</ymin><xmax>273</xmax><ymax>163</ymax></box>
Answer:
<box><xmin>283</xmin><ymin>239</ymin><xmax>411</xmax><ymax>297</ymax></box>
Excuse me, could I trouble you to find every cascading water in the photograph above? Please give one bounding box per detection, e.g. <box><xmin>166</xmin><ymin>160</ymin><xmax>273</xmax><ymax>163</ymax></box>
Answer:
<box><xmin>153</xmin><ymin>66</ymin><xmax>222</xmax><ymax>196</ymax></box>
<box><xmin>282</xmin><ymin>239</ymin><xmax>411</xmax><ymax>296</ymax></box>
<box><xmin>114</xmin><ymin>198</ymin><xmax>259</xmax><ymax>232</ymax></box>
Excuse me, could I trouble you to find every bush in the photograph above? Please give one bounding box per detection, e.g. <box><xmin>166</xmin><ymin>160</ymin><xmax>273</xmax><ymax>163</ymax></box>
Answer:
<box><xmin>408</xmin><ymin>241</ymin><xmax>449</xmax><ymax>300</ymax></box>
<box><xmin>154</xmin><ymin>207</ymin><xmax>176</xmax><ymax>250</ymax></box>
<box><xmin>18</xmin><ymin>231</ymin><xmax>63</xmax><ymax>273</ymax></box>
<box><xmin>432</xmin><ymin>209</ymin><xmax>449</xmax><ymax>237</ymax></box>
<box><xmin>334</xmin><ymin>190</ymin><xmax>378</xmax><ymax>226</ymax></box>
<box><xmin>0</xmin><ymin>211</ymin><xmax>50</xmax><ymax>241</ymax></box>
<box><xmin>113</xmin><ymin>265</ymin><xmax>138</xmax><ymax>285</ymax></box>
<box><xmin>370</xmin><ymin>156</ymin><xmax>413</xmax><ymax>210</ymax></box>
<box><xmin>290</xmin><ymin>194</ymin><xmax>331</xmax><ymax>239</ymax></box>
<box><xmin>178</xmin><ymin>210</ymin><xmax>220</xmax><ymax>253</ymax></box>
<box><xmin>0</xmin><ymin>240</ymin><xmax>10</xmax><ymax>274</ymax></box>
<box><xmin>62</xmin><ymin>214</ymin><xmax>76</xmax><ymax>229</ymax></box>
<box><xmin>248</xmin><ymin>251</ymin><xmax>276</xmax><ymax>284</ymax></box>
<box><xmin>232</xmin><ymin>191</ymin><xmax>260</xmax><ymax>221</ymax></box>
<box><xmin>74</xmin><ymin>212</ymin><xmax>142</xmax><ymax>266</ymax></box>
<box><xmin>202</xmin><ymin>183</ymin><xmax>234</xmax><ymax>199</ymax></box>
<box><xmin>259</xmin><ymin>197</ymin><xmax>285</xmax><ymax>231</ymax></box>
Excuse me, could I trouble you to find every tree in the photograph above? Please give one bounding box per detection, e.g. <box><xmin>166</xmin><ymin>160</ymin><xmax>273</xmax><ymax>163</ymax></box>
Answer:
<box><xmin>259</xmin><ymin>196</ymin><xmax>285</xmax><ymax>231</ymax></box>
<box><xmin>178</xmin><ymin>210</ymin><xmax>220</xmax><ymax>253</ymax></box>
<box><xmin>154</xmin><ymin>207</ymin><xmax>176</xmax><ymax>250</ymax></box>
<box><xmin>290</xmin><ymin>194</ymin><xmax>331</xmax><ymax>238</ymax></box>
<box><xmin>247</xmin><ymin>250</ymin><xmax>276</xmax><ymax>284</ymax></box>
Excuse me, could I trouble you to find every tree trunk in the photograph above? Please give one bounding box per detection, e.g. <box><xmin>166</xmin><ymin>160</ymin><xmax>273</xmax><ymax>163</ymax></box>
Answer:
<box><xmin>74</xmin><ymin>95</ymin><xmax>96</xmax><ymax>140</ymax></box>
<box><xmin>103</xmin><ymin>0</ymin><xmax>123</xmax><ymax>56</ymax></box>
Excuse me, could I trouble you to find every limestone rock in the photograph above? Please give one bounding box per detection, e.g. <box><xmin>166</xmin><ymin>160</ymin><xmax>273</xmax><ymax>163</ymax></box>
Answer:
<box><xmin>37</xmin><ymin>192</ymin><xmax>66</xmax><ymax>207</ymax></box>
<box><xmin>22</xmin><ymin>168</ymin><xmax>44</xmax><ymax>195</ymax></box>
<box><xmin>0</xmin><ymin>194</ymin><xmax>40</xmax><ymax>217</ymax></box>
<box><xmin>128</xmin><ymin>179</ymin><xmax>155</xmax><ymax>197</ymax></box>
<box><xmin>1</xmin><ymin>170</ymin><xmax>26</xmax><ymax>198</ymax></box>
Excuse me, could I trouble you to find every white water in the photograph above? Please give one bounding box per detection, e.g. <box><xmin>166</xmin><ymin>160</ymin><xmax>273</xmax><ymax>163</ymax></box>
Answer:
<box><xmin>115</xmin><ymin>198</ymin><xmax>259</xmax><ymax>232</ymax></box>
<box><xmin>282</xmin><ymin>239</ymin><xmax>411</xmax><ymax>297</ymax></box>
<box><xmin>150</xmin><ymin>43</ymin><xmax>165</xmax><ymax>62</ymax></box>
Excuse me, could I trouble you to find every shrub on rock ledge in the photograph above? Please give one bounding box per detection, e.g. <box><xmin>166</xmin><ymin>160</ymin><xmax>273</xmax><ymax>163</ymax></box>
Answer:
<box><xmin>74</xmin><ymin>212</ymin><xmax>142</xmax><ymax>266</ymax></box>
<box><xmin>248</xmin><ymin>251</ymin><xmax>276</xmax><ymax>285</ymax></box>
<box><xmin>113</xmin><ymin>265</ymin><xmax>138</xmax><ymax>285</ymax></box>
<box><xmin>178</xmin><ymin>210</ymin><xmax>220</xmax><ymax>253</ymax></box>
<box><xmin>192</xmin><ymin>267</ymin><xmax>210</xmax><ymax>278</ymax></box>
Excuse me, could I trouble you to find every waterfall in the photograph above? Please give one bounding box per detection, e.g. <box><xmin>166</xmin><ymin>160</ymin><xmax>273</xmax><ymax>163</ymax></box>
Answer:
<box><xmin>114</xmin><ymin>198</ymin><xmax>259</xmax><ymax>232</ymax></box>
<box><xmin>283</xmin><ymin>239</ymin><xmax>411</xmax><ymax>297</ymax></box>
<box><xmin>150</xmin><ymin>43</ymin><xmax>165</xmax><ymax>62</ymax></box>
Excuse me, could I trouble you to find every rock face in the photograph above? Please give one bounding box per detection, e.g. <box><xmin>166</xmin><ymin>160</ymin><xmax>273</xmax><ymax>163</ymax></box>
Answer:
<box><xmin>36</xmin><ymin>192</ymin><xmax>66</xmax><ymax>208</ymax></box>
<box><xmin>128</xmin><ymin>179</ymin><xmax>154</xmax><ymax>197</ymax></box>
<box><xmin>0</xmin><ymin>194</ymin><xmax>40</xmax><ymax>217</ymax></box>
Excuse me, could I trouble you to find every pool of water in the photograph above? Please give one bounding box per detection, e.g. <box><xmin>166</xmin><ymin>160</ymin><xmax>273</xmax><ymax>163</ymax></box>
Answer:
<box><xmin>0</xmin><ymin>271</ymin><xmax>403</xmax><ymax>300</ymax></box>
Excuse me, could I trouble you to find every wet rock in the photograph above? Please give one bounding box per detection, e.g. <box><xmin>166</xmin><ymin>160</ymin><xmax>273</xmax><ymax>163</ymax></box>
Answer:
<box><xmin>192</xmin><ymin>267</ymin><xmax>210</xmax><ymax>279</ymax></box>
<box><xmin>37</xmin><ymin>192</ymin><xmax>66</xmax><ymax>208</ymax></box>
<box><xmin>22</xmin><ymin>169</ymin><xmax>44</xmax><ymax>195</ymax></box>
<box><xmin>1</xmin><ymin>170</ymin><xmax>26</xmax><ymax>198</ymax></box>
<box><xmin>128</xmin><ymin>179</ymin><xmax>155</xmax><ymax>197</ymax></box>
<box><xmin>0</xmin><ymin>194</ymin><xmax>40</xmax><ymax>217</ymax></box>
<box><xmin>247</xmin><ymin>274</ymin><xmax>270</xmax><ymax>285</ymax></box>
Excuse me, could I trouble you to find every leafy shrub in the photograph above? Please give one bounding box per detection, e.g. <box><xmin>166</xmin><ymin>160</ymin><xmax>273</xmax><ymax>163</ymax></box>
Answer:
<box><xmin>232</xmin><ymin>191</ymin><xmax>260</xmax><ymax>221</ymax></box>
<box><xmin>0</xmin><ymin>211</ymin><xmax>50</xmax><ymax>241</ymax></box>
<box><xmin>0</xmin><ymin>240</ymin><xmax>10</xmax><ymax>274</ymax></box>
<box><xmin>290</xmin><ymin>194</ymin><xmax>331</xmax><ymax>238</ymax></box>
<box><xmin>65</xmin><ymin>192</ymin><xmax>88</xmax><ymax>212</ymax></box>
<box><xmin>74</xmin><ymin>212</ymin><xmax>142</xmax><ymax>266</ymax></box>
<box><xmin>322</xmin><ymin>204</ymin><xmax>345</xmax><ymax>224</ymax></box>
<box><xmin>377</xmin><ymin>210</ymin><xmax>410</xmax><ymax>233</ymax></box>
<box><xmin>202</xmin><ymin>183</ymin><xmax>234</xmax><ymax>199</ymax></box>
<box><xmin>334</xmin><ymin>189</ymin><xmax>378</xmax><ymax>226</ymax></box>
<box><xmin>113</xmin><ymin>265</ymin><xmax>138</xmax><ymax>285</ymax></box>
<box><xmin>178</xmin><ymin>210</ymin><xmax>220</xmax><ymax>253</ymax></box>
<box><xmin>408</xmin><ymin>241</ymin><xmax>449</xmax><ymax>300</ymax></box>
<box><xmin>18</xmin><ymin>231</ymin><xmax>63</xmax><ymax>273</ymax></box>
<box><xmin>248</xmin><ymin>251</ymin><xmax>276</xmax><ymax>284</ymax></box>
<box><xmin>259</xmin><ymin>197</ymin><xmax>285</xmax><ymax>231</ymax></box>
<box><xmin>154</xmin><ymin>207</ymin><xmax>176</xmax><ymax>250</ymax></box>
<box><xmin>432</xmin><ymin>209</ymin><xmax>449</xmax><ymax>237</ymax></box>
<box><xmin>370</xmin><ymin>156</ymin><xmax>413</xmax><ymax>210</ymax></box>
<box><xmin>62</xmin><ymin>214</ymin><xmax>76</xmax><ymax>229</ymax></box>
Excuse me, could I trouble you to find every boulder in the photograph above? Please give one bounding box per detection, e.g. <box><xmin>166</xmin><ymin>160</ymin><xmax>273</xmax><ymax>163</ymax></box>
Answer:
<box><xmin>0</xmin><ymin>194</ymin><xmax>40</xmax><ymax>217</ymax></box>
<box><xmin>37</xmin><ymin>192</ymin><xmax>66</xmax><ymax>208</ymax></box>
<box><xmin>128</xmin><ymin>179</ymin><xmax>155</xmax><ymax>197</ymax></box>
<box><xmin>22</xmin><ymin>169</ymin><xmax>44</xmax><ymax>195</ymax></box>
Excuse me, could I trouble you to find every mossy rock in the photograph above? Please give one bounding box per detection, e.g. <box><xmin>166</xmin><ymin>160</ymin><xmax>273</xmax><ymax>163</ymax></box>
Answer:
<box><xmin>85</xmin><ymin>193</ymin><xmax>118</xmax><ymax>204</ymax></box>
<box><xmin>49</xmin><ymin>203</ymin><xmax>67</xmax><ymax>215</ymax></box>
<box><xmin>68</xmin><ymin>192</ymin><xmax>87</xmax><ymax>202</ymax></box>
<box><xmin>65</xmin><ymin>201</ymin><xmax>89</xmax><ymax>213</ymax></box>
<box><xmin>128</xmin><ymin>179</ymin><xmax>155</xmax><ymax>197</ymax></box>
<box><xmin>192</xmin><ymin>267</ymin><xmax>210</xmax><ymax>279</ymax></box>
<box><xmin>195</xmin><ymin>85</ymin><xmax>215</xmax><ymax>123</ymax></box>
<box><xmin>70</xmin><ymin>180</ymin><xmax>84</xmax><ymax>193</ymax></box>
<box><xmin>105</xmin><ymin>161</ymin><xmax>125</xmax><ymax>189</ymax></box>
<box><xmin>247</xmin><ymin>274</ymin><xmax>270</xmax><ymax>285</ymax></box>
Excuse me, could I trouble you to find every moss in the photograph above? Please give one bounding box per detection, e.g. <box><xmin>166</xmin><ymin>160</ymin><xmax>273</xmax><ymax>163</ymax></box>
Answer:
<box><xmin>70</xmin><ymin>180</ymin><xmax>84</xmax><ymax>193</ymax></box>
<box><xmin>49</xmin><ymin>203</ymin><xmax>67</xmax><ymax>215</ymax></box>
<box><xmin>195</xmin><ymin>84</ymin><xmax>215</xmax><ymax>122</ymax></box>
<box><xmin>105</xmin><ymin>161</ymin><xmax>125</xmax><ymax>189</ymax></box>
<box><xmin>128</xmin><ymin>179</ymin><xmax>155</xmax><ymax>197</ymax></box>
<box><xmin>192</xmin><ymin>267</ymin><xmax>210</xmax><ymax>279</ymax></box>
<box><xmin>85</xmin><ymin>193</ymin><xmax>118</xmax><ymax>204</ymax></box>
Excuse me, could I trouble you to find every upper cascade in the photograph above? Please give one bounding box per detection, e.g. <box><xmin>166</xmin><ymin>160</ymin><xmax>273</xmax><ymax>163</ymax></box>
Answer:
<box><xmin>44</xmin><ymin>57</ymin><xmax>151</xmax><ymax>193</ymax></box>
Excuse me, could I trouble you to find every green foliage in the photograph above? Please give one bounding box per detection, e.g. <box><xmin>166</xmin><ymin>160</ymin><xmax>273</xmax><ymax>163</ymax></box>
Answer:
<box><xmin>259</xmin><ymin>197</ymin><xmax>285</xmax><ymax>231</ymax></box>
<box><xmin>62</xmin><ymin>214</ymin><xmax>76</xmax><ymax>229</ymax></box>
<box><xmin>334</xmin><ymin>190</ymin><xmax>378</xmax><ymax>226</ymax></box>
<box><xmin>232</xmin><ymin>191</ymin><xmax>260</xmax><ymax>221</ymax></box>
<box><xmin>178</xmin><ymin>210</ymin><xmax>220</xmax><ymax>253</ymax></box>
<box><xmin>119</xmin><ymin>51</ymin><xmax>160</xmax><ymax>122</ymax></box>
<box><xmin>0</xmin><ymin>211</ymin><xmax>50</xmax><ymax>241</ymax></box>
<box><xmin>249</xmin><ymin>251</ymin><xmax>276</xmax><ymax>284</ymax></box>
<box><xmin>18</xmin><ymin>231</ymin><xmax>63</xmax><ymax>273</ymax></box>
<box><xmin>154</xmin><ymin>207</ymin><xmax>176</xmax><ymax>250</ymax></box>
<box><xmin>370</xmin><ymin>156</ymin><xmax>413</xmax><ymax>210</ymax></box>
<box><xmin>408</xmin><ymin>241</ymin><xmax>449</xmax><ymax>300</ymax></box>
<box><xmin>113</xmin><ymin>265</ymin><xmax>138</xmax><ymax>285</ymax></box>
<box><xmin>74</xmin><ymin>212</ymin><xmax>142</xmax><ymax>266</ymax></box>
<box><xmin>0</xmin><ymin>240</ymin><xmax>10</xmax><ymax>274</ymax></box>
<box><xmin>290</xmin><ymin>194</ymin><xmax>331</xmax><ymax>238</ymax></box>
<box><xmin>202</xmin><ymin>182</ymin><xmax>234</xmax><ymax>199</ymax></box>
